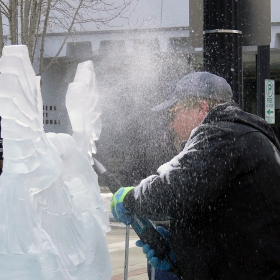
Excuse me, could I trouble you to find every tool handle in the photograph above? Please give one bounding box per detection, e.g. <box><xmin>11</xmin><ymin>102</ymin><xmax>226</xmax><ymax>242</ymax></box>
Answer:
<box><xmin>131</xmin><ymin>216</ymin><xmax>170</xmax><ymax>259</ymax></box>
<box><xmin>131</xmin><ymin>216</ymin><xmax>182</xmax><ymax>278</ymax></box>
<box><xmin>103</xmin><ymin>171</ymin><xmax>122</xmax><ymax>193</ymax></box>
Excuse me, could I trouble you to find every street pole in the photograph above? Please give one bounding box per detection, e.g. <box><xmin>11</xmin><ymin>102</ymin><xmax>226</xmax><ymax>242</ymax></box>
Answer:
<box><xmin>256</xmin><ymin>45</ymin><xmax>270</xmax><ymax>118</ymax></box>
<box><xmin>203</xmin><ymin>0</ymin><xmax>243</xmax><ymax>107</ymax></box>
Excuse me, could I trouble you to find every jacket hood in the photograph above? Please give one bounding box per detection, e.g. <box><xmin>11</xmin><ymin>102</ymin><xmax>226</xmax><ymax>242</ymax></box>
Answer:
<box><xmin>203</xmin><ymin>102</ymin><xmax>280</xmax><ymax>151</ymax></box>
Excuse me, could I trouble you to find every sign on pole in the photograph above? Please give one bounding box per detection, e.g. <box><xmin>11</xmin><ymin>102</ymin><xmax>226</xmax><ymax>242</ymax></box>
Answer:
<box><xmin>265</xmin><ymin>79</ymin><xmax>275</xmax><ymax>124</ymax></box>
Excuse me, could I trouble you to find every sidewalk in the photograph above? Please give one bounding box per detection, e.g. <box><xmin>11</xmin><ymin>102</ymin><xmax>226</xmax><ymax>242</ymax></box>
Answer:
<box><xmin>106</xmin><ymin>226</ymin><xmax>149</xmax><ymax>280</ymax></box>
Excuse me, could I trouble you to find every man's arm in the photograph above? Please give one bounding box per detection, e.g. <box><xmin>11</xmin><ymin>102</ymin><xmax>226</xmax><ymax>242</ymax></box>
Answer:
<box><xmin>123</xmin><ymin>126</ymin><xmax>243</xmax><ymax>220</ymax></box>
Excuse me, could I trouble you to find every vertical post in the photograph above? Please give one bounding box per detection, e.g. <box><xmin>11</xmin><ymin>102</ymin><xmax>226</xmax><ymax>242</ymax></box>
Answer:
<box><xmin>151</xmin><ymin>267</ymin><xmax>156</xmax><ymax>280</ymax></box>
<box><xmin>256</xmin><ymin>45</ymin><xmax>270</xmax><ymax>118</ymax></box>
<box><xmin>124</xmin><ymin>225</ymin><xmax>130</xmax><ymax>280</ymax></box>
<box><xmin>203</xmin><ymin>0</ymin><xmax>243</xmax><ymax>107</ymax></box>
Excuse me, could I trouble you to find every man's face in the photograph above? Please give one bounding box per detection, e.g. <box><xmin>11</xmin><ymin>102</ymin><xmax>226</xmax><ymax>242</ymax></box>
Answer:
<box><xmin>168</xmin><ymin>100</ymin><xmax>208</xmax><ymax>151</ymax></box>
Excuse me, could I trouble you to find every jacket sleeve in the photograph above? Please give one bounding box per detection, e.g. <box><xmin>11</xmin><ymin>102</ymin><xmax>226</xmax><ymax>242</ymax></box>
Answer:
<box><xmin>123</xmin><ymin>125</ymin><xmax>245</xmax><ymax>221</ymax></box>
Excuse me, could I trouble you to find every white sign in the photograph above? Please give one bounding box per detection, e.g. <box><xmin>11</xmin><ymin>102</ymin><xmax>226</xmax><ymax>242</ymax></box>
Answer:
<box><xmin>265</xmin><ymin>79</ymin><xmax>275</xmax><ymax>124</ymax></box>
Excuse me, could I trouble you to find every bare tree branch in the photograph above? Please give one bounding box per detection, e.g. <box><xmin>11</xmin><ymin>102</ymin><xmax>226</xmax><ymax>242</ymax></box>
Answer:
<box><xmin>27</xmin><ymin>0</ymin><xmax>42</xmax><ymax>61</ymax></box>
<box><xmin>0</xmin><ymin>5</ymin><xmax>3</xmax><ymax>56</ymax></box>
<box><xmin>21</xmin><ymin>0</ymin><xmax>31</xmax><ymax>46</ymax></box>
<box><xmin>38</xmin><ymin>0</ymin><xmax>51</xmax><ymax>75</ymax></box>
<box><xmin>0</xmin><ymin>1</ymin><xmax>9</xmax><ymax>17</ymax></box>
<box><xmin>40</xmin><ymin>0</ymin><xmax>85</xmax><ymax>74</ymax></box>
<box><xmin>0</xmin><ymin>0</ymin><xmax>140</xmax><ymax>74</ymax></box>
<box><xmin>31</xmin><ymin>0</ymin><xmax>43</xmax><ymax>63</ymax></box>
<box><xmin>9</xmin><ymin>0</ymin><xmax>18</xmax><ymax>44</ymax></box>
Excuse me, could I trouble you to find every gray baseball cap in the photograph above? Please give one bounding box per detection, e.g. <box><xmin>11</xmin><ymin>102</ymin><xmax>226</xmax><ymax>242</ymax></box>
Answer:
<box><xmin>152</xmin><ymin>72</ymin><xmax>233</xmax><ymax>111</ymax></box>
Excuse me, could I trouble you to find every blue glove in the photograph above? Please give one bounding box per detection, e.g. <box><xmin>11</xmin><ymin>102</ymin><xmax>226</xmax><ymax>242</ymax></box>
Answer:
<box><xmin>136</xmin><ymin>226</ymin><xmax>176</xmax><ymax>271</ymax></box>
<box><xmin>110</xmin><ymin>187</ymin><xmax>134</xmax><ymax>225</ymax></box>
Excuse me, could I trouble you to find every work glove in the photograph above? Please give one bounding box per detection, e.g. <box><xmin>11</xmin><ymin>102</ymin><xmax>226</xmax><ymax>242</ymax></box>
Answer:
<box><xmin>136</xmin><ymin>226</ymin><xmax>176</xmax><ymax>271</ymax></box>
<box><xmin>110</xmin><ymin>187</ymin><xmax>134</xmax><ymax>225</ymax></box>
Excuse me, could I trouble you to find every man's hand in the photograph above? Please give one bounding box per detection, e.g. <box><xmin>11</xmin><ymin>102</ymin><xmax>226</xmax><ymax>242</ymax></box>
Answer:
<box><xmin>110</xmin><ymin>187</ymin><xmax>134</xmax><ymax>225</ymax></box>
<box><xmin>136</xmin><ymin>226</ymin><xmax>176</xmax><ymax>271</ymax></box>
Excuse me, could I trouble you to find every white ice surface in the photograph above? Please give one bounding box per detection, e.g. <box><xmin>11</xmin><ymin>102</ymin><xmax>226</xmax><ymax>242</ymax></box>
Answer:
<box><xmin>0</xmin><ymin>45</ymin><xmax>111</xmax><ymax>280</ymax></box>
<box><xmin>101</xmin><ymin>193</ymin><xmax>113</xmax><ymax>220</ymax></box>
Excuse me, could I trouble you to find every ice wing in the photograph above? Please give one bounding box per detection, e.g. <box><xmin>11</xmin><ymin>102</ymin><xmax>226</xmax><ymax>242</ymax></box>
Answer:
<box><xmin>66</xmin><ymin>60</ymin><xmax>102</xmax><ymax>163</ymax></box>
<box><xmin>64</xmin><ymin>60</ymin><xmax>110</xmax><ymax>233</ymax></box>
<box><xmin>0</xmin><ymin>45</ymin><xmax>43</xmax><ymax>133</ymax></box>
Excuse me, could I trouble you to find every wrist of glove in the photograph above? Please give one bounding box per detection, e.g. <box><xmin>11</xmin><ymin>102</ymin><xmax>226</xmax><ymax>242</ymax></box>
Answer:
<box><xmin>136</xmin><ymin>226</ymin><xmax>176</xmax><ymax>271</ymax></box>
<box><xmin>110</xmin><ymin>187</ymin><xmax>134</xmax><ymax>225</ymax></box>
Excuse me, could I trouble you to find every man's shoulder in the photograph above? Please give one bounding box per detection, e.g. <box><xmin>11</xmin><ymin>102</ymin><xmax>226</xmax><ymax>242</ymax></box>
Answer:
<box><xmin>186</xmin><ymin>120</ymin><xmax>259</xmax><ymax>153</ymax></box>
<box><xmin>192</xmin><ymin>121</ymin><xmax>232</xmax><ymax>139</ymax></box>
<box><xmin>182</xmin><ymin>123</ymin><xmax>233</xmax><ymax>153</ymax></box>
<box><xmin>198</xmin><ymin>120</ymin><xmax>275</xmax><ymax>157</ymax></box>
<box><xmin>200</xmin><ymin>120</ymin><xmax>260</xmax><ymax>138</ymax></box>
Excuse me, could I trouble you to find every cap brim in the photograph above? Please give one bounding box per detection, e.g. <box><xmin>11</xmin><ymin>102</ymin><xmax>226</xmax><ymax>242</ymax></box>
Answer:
<box><xmin>151</xmin><ymin>96</ymin><xmax>179</xmax><ymax>112</ymax></box>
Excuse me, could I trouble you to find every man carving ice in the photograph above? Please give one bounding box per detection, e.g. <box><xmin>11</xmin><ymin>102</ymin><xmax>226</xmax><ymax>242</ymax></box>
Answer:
<box><xmin>111</xmin><ymin>72</ymin><xmax>280</xmax><ymax>279</ymax></box>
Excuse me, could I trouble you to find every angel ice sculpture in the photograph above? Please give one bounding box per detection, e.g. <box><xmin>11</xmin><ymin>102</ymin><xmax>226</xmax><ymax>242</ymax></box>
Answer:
<box><xmin>0</xmin><ymin>45</ymin><xmax>111</xmax><ymax>280</ymax></box>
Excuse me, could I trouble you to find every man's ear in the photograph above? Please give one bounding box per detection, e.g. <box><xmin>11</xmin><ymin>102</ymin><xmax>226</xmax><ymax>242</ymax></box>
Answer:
<box><xmin>199</xmin><ymin>100</ymin><xmax>209</xmax><ymax>115</ymax></box>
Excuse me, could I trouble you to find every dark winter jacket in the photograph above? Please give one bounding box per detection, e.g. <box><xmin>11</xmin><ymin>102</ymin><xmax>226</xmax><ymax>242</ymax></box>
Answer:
<box><xmin>124</xmin><ymin>102</ymin><xmax>280</xmax><ymax>280</ymax></box>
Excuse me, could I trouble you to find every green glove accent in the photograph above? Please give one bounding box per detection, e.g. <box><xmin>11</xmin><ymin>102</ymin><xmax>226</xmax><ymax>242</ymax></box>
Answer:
<box><xmin>110</xmin><ymin>187</ymin><xmax>134</xmax><ymax>225</ymax></box>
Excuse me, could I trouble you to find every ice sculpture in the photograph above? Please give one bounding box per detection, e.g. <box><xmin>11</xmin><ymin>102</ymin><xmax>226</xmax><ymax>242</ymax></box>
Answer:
<box><xmin>0</xmin><ymin>45</ymin><xmax>111</xmax><ymax>280</ymax></box>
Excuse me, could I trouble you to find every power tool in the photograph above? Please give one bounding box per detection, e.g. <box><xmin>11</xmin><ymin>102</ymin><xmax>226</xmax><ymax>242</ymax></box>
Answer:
<box><xmin>93</xmin><ymin>158</ymin><xmax>182</xmax><ymax>278</ymax></box>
